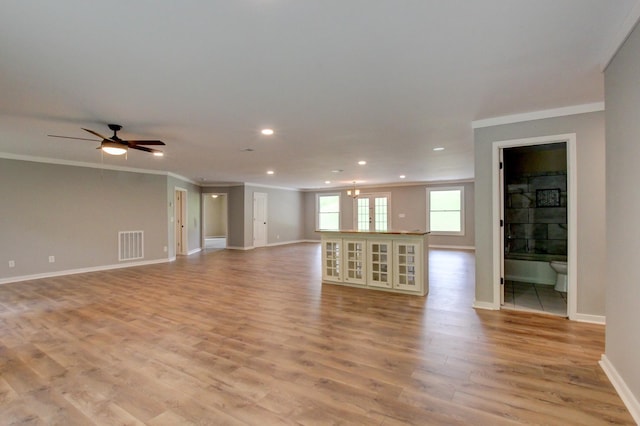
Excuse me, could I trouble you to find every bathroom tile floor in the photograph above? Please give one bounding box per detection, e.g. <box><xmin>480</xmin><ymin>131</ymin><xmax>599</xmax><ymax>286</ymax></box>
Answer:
<box><xmin>503</xmin><ymin>280</ymin><xmax>567</xmax><ymax>316</ymax></box>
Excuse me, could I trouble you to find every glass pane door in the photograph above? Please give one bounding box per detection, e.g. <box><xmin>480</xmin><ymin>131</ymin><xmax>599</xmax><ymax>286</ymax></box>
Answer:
<box><xmin>355</xmin><ymin>194</ymin><xmax>389</xmax><ymax>231</ymax></box>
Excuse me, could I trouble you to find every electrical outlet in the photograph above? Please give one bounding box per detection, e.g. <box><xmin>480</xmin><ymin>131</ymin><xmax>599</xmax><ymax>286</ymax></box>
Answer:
<box><xmin>163</xmin><ymin>246</ymin><xmax>167</xmax><ymax>252</ymax></box>
<box><xmin>8</xmin><ymin>260</ymin><xmax>15</xmax><ymax>268</ymax></box>
<box><xmin>48</xmin><ymin>255</ymin><xmax>55</xmax><ymax>263</ymax></box>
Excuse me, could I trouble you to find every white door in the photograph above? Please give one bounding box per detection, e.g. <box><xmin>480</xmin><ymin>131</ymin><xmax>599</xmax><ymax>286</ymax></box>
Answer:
<box><xmin>354</xmin><ymin>193</ymin><xmax>390</xmax><ymax>231</ymax></box>
<box><xmin>175</xmin><ymin>189</ymin><xmax>187</xmax><ymax>255</ymax></box>
<box><xmin>253</xmin><ymin>192</ymin><xmax>268</xmax><ymax>247</ymax></box>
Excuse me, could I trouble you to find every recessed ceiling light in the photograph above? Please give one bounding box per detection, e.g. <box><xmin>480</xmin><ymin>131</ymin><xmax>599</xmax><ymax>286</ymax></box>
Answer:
<box><xmin>358</xmin><ymin>160</ymin><xmax>367</xmax><ymax>165</ymax></box>
<box><xmin>261</xmin><ymin>128</ymin><xmax>274</xmax><ymax>136</ymax></box>
<box><xmin>399</xmin><ymin>175</ymin><xmax>406</xmax><ymax>179</ymax></box>
<box><xmin>153</xmin><ymin>152</ymin><xmax>164</xmax><ymax>157</ymax></box>
<box><xmin>211</xmin><ymin>195</ymin><xmax>218</xmax><ymax>198</ymax></box>
<box><xmin>433</xmin><ymin>147</ymin><xmax>445</xmax><ymax>151</ymax></box>
<box><xmin>325</xmin><ymin>180</ymin><xmax>331</xmax><ymax>184</ymax></box>
<box><xmin>331</xmin><ymin>169</ymin><xmax>343</xmax><ymax>173</ymax></box>
<box><xmin>267</xmin><ymin>170</ymin><xmax>275</xmax><ymax>175</ymax></box>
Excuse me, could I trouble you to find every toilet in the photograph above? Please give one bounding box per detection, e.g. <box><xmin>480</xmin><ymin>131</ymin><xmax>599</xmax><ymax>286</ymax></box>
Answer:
<box><xmin>549</xmin><ymin>261</ymin><xmax>568</xmax><ymax>292</ymax></box>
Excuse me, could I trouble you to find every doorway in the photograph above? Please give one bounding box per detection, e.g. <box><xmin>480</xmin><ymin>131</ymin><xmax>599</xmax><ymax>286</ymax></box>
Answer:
<box><xmin>202</xmin><ymin>193</ymin><xmax>228</xmax><ymax>250</ymax></box>
<box><xmin>175</xmin><ymin>188</ymin><xmax>188</xmax><ymax>256</ymax></box>
<box><xmin>492</xmin><ymin>134</ymin><xmax>577</xmax><ymax>319</ymax></box>
<box><xmin>353</xmin><ymin>193</ymin><xmax>391</xmax><ymax>231</ymax></box>
<box><xmin>253</xmin><ymin>192</ymin><xmax>267</xmax><ymax>248</ymax></box>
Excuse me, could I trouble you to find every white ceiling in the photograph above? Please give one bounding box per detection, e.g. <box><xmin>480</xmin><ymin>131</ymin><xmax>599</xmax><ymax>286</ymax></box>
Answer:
<box><xmin>0</xmin><ymin>1</ymin><xmax>636</xmax><ymax>189</ymax></box>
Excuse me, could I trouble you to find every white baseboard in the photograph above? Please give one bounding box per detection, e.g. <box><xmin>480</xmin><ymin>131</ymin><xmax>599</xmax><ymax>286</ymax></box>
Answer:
<box><xmin>429</xmin><ymin>245</ymin><xmax>475</xmax><ymax>250</ymax></box>
<box><xmin>599</xmin><ymin>354</ymin><xmax>640</xmax><ymax>424</ymax></box>
<box><xmin>573</xmin><ymin>313</ymin><xmax>606</xmax><ymax>325</ymax></box>
<box><xmin>188</xmin><ymin>248</ymin><xmax>202</xmax><ymax>255</ymax></box>
<box><xmin>473</xmin><ymin>300</ymin><xmax>499</xmax><ymax>310</ymax></box>
<box><xmin>0</xmin><ymin>258</ymin><xmax>171</xmax><ymax>285</ymax></box>
<box><xmin>267</xmin><ymin>239</ymin><xmax>317</xmax><ymax>247</ymax></box>
<box><xmin>226</xmin><ymin>246</ymin><xmax>254</xmax><ymax>251</ymax></box>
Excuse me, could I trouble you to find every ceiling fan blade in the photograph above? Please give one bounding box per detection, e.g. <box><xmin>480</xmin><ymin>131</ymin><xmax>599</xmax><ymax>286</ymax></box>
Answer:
<box><xmin>82</xmin><ymin>128</ymin><xmax>109</xmax><ymax>140</ymax></box>
<box><xmin>130</xmin><ymin>145</ymin><xmax>155</xmax><ymax>153</ymax></box>
<box><xmin>126</xmin><ymin>140</ymin><xmax>165</xmax><ymax>146</ymax></box>
<box><xmin>48</xmin><ymin>134</ymin><xmax>100</xmax><ymax>141</ymax></box>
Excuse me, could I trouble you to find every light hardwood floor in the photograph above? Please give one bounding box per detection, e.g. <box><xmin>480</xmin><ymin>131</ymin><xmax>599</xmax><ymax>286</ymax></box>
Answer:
<box><xmin>0</xmin><ymin>244</ymin><xmax>634</xmax><ymax>425</ymax></box>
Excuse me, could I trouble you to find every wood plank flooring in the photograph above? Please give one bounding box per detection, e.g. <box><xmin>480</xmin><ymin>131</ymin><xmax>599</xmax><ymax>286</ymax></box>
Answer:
<box><xmin>0</xmin><ymin>244</ymin><xmax>634</xmax><ymax>425</ymax></box>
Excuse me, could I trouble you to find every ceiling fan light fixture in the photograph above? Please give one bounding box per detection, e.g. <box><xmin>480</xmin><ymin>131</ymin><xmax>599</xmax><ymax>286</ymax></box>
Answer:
<box><xmin>101</xmin><ymin>141</ymin><xmax>128</xmax><ymax>156</ymax></box>
<box><xmin>153</xmin><ymin>151</ymin><xmax>164</xmax><ymax>157</ymax></box>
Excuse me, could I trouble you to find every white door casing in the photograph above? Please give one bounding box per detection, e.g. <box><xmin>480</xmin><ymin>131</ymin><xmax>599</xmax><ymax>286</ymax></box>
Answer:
<box><xmin>253</xmin><ymin>192</ymin><xmax>268</xmax><ymax>248</ymax></box>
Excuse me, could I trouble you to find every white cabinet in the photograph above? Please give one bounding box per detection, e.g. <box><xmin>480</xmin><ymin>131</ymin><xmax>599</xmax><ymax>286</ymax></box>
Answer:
<box><xmin>343</xmin><ymin>239</ymin><xmax>367</xmax><ymax>285</ymax></box>
<box><xmin>368</xmin><ymin>240</ymin><xmax>393</xmax><ymax>288</ymax></box>
<box><xmin>322</xmin><ymin>238</ymin><xmax>342</xmax><ymax>282</ymax></box>
<box><xmin>393</xmin><ymin>241</ymin><xmax>422</xmax><ymax>292</ymax></box>
<box><xmin>319</xmin><ymin>231</ymin><xmax>428</xmax><ymax>296</ymax></box>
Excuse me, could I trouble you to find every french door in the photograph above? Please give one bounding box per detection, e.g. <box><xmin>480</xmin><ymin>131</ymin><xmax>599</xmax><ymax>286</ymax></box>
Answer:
<box><xmin>354</xmin><ymin>193</ymin><xmax>390</xmax><ymax>231</ymax></box>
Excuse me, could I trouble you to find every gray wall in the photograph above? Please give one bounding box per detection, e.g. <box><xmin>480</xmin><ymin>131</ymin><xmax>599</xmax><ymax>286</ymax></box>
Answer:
<box><xmin>473</xmin><ymin>111</ymin><xmax>606</xmax><ymax>315</ymax></box>
<box><xmin>303</xmin><ymin>182</ymin><xmax>475</xmax><ymax>248</ymax></box>
<box><xmin>244</xmin><ymin>185</ymin><xmax>305</xmax><ymax>247</ymax></box>
<box><xmin>203</xmin><ymin>195</ymin><xmax>227</xmax><ymax>237</ymax></box>
<box><xmin>1</xmin><ymin>159</ymin><xmax>168</xmax><ymax>279</ymax></box>
<box><xmin>604</xmin><ymin>21</ymin><xmax>640</xmax><ymax>409</ymax></box>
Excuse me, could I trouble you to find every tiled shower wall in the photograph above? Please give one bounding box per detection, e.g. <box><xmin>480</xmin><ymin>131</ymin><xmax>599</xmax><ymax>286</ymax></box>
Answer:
<box><xmin>505</xmin><ymin>171</ymin><xmax>567</xmax><ymax>256</ymax></box>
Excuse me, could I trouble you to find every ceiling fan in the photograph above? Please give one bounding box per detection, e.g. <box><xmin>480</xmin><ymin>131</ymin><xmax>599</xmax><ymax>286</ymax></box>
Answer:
<box><xmin>48</xmin><ymin>124</ymin><xmax>165</xmax><ymax>156</ymax></box>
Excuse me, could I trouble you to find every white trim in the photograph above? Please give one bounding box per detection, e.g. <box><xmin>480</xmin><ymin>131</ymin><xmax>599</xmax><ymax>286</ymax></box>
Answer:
<box><xmin>0</xmin><ymin>152</ymin><xmax>196</xmax><ymax>184</ymax></box>
<box><xmin>491</xmin><ymin>134</ymin><xmax>578</xmax><ymax>320</ymax></box>
<box><xmin>187</xmin><ymin>248</ymin><xmax>202</xmax><ymax>255</ymax></box>
<box><xmin>174</xmin><ymin>187</ymin><xmax>189</xmax><ymax>256</ymax></box>
<box><xmin>167</xmin><ymin>172</ymin><xmax>200</xmax><ymax>186</ymax></box>
<box><xmin>599</xmin><ymin>355</ymin><xmax>640</xmax><ymax>424</ymax></box>
<box><xmin>302</xmin><ymin>179</ymin><xmax>475</xmax><ymax>192</ymax></box>
<box><xmin>428</xmin><ymin>245</ymin><xmax>475</xmax><ymax>250</ymax></box>
<box><xmin>226</xmin><ymin>245</ymin><xmax>254</xmax><ymax>250</ymax></box>
<box><xmin>473</xmin><ymin>301</ymin><xmax>499</xmax><ymax>310</ymax></box>
<box><xmin>573</xmin><ymin>313</ymin><xmax>606</xmax><ymax>325</ymax></box>
<box><xmin>471</xmin><ymin>103</ymin><xmax>605</xmax><ymax>129</ymax></box>
<box><xmin>267</xmin><ymin>239</ymin><xmax>313</xmax><ymax>247</ymax></box>
<box><xmin>245</xmin><ymin>182</ymin><xmax>299</xmax><ymax>191</ymax></box>
<box><xmin>601</xmin><ymin>0</ymin><xmax>640</xmax><ymax>71</ymax></box>
<box><xmin>0</xmin><ymin>258</ymin><xmax>170</xmax><ymax>285</ymax></box>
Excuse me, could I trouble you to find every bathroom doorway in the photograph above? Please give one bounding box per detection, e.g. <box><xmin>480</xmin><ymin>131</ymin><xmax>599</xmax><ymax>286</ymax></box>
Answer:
<box><xmin>202</xmin><ymin>193</ymin><xmax>228</xmax><ymax>250</ymax></box>
<box><xmin>493</xmin><ymin>134</ymin><xmax>577</xmax><ymax>319</ymax></box>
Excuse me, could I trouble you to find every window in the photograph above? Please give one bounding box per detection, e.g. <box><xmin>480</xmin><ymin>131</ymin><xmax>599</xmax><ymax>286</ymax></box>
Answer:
<box><xmin>317</xmin><ymin>193</ymin><xmax>340</xmax><ymax>230</ymax></box>
<box><xmin>427</xmin><ymin>186</ymin><xmax>464</xmax><ymax>235</ymax></box>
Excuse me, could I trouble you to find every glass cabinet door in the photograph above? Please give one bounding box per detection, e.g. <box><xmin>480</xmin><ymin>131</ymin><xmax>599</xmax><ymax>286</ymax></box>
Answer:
<box><xmin>322</xmin><ymin>239</ymin><xmax>342</xmax><ymax>282</ymax></box>
<box><xmin>393</xmin><ymin>241</ymin><xmax>422</xmax><ymax>292</ymax></box>
<box><xmin>343</xmin><ymin>239</ymin><xmax>367</xmax><ymax>285</ymax></box>
<box><xmin>368</xmin><ymin>240</ymin><xmax>392</xmax><ymax>288</ymax></box>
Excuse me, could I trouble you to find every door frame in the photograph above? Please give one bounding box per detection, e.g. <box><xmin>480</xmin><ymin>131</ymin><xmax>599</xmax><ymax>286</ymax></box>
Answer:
<box><xmin>175</xmin><ymin>188</ymin><xmax>188</xmax><ymax>256</ymax></box>
<box><xmin>253</xmin><ymin>192</ymin><xmax>268</xmax><ymax>248</ymax></box>
<box><xmin>352</xmin><ymin>192</ymin><xmax>392</xmax><ymax>231</ymax></box>
<box><xmin>201</xmin><ymin>193</ymin><xmax>228</xmax><ymax>249</ymax></box>
<box><xmin>492</xmin><ymin>133</ymin><xmax>577</xmax><ymax>319</ymax></box>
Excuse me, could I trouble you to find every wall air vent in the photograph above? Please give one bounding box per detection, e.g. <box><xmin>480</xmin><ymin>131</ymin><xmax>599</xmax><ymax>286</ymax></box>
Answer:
<box><xmin>119</xmin><ymin>231</ymin><xmax>144</xmax><ymax>261</ymax></box>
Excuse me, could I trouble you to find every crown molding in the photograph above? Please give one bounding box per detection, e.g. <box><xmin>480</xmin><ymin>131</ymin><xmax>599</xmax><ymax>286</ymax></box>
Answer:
<box><xmin>0</xmin><ymin>151</ymin><xmax>199</xmax><ymax>185</ymax></box>
<box><xmin>601</xmin><ymin>0</ymin><xmax>640</xmax><ymax>71</ymax></box>
<box><xmin>471</xmin><ymin>102</ymin><xmax>605</xmax><ymax>129</ymax></box>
